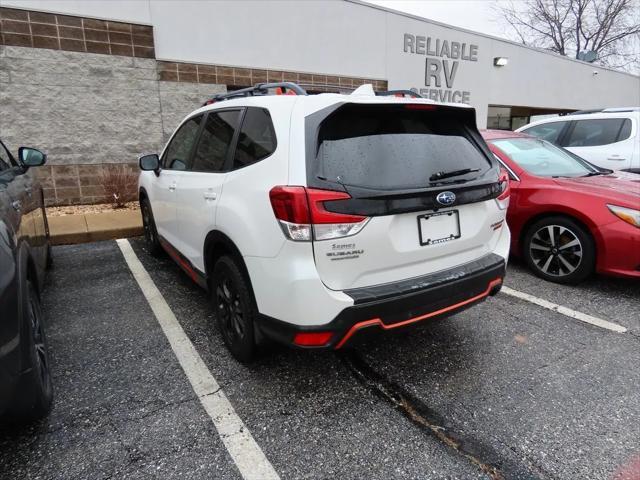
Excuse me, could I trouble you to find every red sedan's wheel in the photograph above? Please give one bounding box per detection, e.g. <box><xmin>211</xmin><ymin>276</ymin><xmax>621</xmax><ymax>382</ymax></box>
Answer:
<box><xmin>523</xmin><ymin>216</ymin><xmax>596</xmax><ymax>285</ymax></box>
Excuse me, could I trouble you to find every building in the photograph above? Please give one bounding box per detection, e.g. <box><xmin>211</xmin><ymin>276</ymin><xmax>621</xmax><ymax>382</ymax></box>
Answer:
<box><xmin>1</xmin><ymin>0</ymin><xmax>638</xmax><ymax>205</ymax></box>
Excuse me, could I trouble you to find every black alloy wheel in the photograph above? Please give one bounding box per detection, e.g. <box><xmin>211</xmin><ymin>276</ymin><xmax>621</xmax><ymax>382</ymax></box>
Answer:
<box><xmin>523</xmin><ymin>216</ymin><xmax>595</xmax><ymax>284</ymax></box>
<box><xmin>141</xmin><ymin>198</ymin><xmax>162</xmax><ymax>256</ymax></box>
<box><xmin>29</xmin><ymin>282</ymin><xmax>51</xmax><ymax>399</ymax></box>
<box><xmin>212</xmin><ymin>256</ymin><xmax>256</xmax><ymax>363</ymax></box>
<box><xmin>7</xmin><ymin>280</ymin><xmax>53</xmax><ymax>422</ymax></box>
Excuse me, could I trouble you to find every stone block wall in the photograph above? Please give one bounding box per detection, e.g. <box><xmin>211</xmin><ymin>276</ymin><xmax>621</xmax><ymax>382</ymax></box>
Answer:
<box><xmin>0</xmin><ymin>6</ymin><xmax>388</xmax><ymax>206</ymax></box>
<box><xmin>0</xmin><ymin>44</ymin><xmax>226</xmax><ymax>205</ymax></box>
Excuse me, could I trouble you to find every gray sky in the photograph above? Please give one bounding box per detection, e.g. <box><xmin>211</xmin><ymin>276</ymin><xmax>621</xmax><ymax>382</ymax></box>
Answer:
<box><xmin>366</xmin><ymin>0</ymin><xmax>513</xmax><ymax>39</ymax></box>
<box><xmin>367</xmin><ymin>0</ymin><xmax>640</xmax><ymax>73</ymax></box>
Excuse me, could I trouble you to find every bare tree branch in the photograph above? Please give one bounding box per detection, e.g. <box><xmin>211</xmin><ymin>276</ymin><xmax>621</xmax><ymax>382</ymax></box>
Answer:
<box><xmin>496</xmin><ymin>0</ymin><xmax>640</xmax><ymax>73</ymax></box>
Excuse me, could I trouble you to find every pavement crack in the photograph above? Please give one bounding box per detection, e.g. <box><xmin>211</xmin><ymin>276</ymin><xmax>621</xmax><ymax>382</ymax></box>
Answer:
<box><xmin>135</xmin><ymin>396</ymin><xmax>198</xmax><ymax>421</ymax></box>
<box><xmin>455</xmin><ymin>402</ymin><xmax>557</xmax><ymax>480</ymax></box>
<box><xmin>339</xmin><ymin>350</ymin><xmax>547</xmax><ymax>480</ymax></box>
<box><xmin>199</xmin><ymin>387</ymin><xmax>222</xmax><ymax>399</ymax></box>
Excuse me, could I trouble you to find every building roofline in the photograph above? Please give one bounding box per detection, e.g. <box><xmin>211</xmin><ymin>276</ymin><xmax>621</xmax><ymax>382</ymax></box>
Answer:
<box><xmin>350</xmin><ymin>0</ymin><xmax>640</xmax><ymax>79</ymax></box>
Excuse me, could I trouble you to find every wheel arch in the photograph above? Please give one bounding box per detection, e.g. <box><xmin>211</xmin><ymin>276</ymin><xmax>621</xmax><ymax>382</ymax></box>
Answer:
<box><xmin>203</xmin><ymin>230</ymin><xmax>253</xmax><ymax>292</ymax></box>
<box><xmin>519</xmin><ymin>210</ymin><xmax>598</xmax><ymax>260</ymax></box>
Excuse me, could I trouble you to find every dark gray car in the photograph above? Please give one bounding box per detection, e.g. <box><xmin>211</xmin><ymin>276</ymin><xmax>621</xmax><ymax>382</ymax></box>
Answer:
<box><xmin>0</xmin><ymin>139</ymin><xmax>52</xmax><ymax>422</ymax></box>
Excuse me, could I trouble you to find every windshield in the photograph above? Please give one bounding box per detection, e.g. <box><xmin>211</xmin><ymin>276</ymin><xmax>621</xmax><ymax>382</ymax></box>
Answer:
<box><xmin>490</xmin><ymin>137</ymin><xmax>595</xmax><ymax>178</ymax></box>
<box><xmin>315</xmin><ymin>105</ymin><xmax>491</xmax><ymax>190</ymax></box>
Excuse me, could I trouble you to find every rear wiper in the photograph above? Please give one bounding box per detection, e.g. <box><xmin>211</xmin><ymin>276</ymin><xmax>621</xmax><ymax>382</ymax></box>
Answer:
<box><xmin>429</xmin><ymin>168</ymin><xmax>480</xmax><ymax>182</ymax></box>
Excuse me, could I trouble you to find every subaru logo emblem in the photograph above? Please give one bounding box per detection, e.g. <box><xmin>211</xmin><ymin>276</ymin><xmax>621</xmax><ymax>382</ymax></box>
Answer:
<box><xmin>436</xmin><ymin>191</ymin><xmax>456</xmax><ymax>206</ymax></box>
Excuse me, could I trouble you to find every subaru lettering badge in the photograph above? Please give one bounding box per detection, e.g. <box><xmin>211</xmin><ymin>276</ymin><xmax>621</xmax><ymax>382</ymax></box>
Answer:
<box><xmin>436</xmin><ymin>191</ymin><xmax>456</xmax><ymax>206</ymax></box>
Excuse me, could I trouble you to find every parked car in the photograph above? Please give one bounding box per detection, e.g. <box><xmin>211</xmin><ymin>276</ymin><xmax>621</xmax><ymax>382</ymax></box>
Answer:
<box><xmin>137</xmin><ymin>83</ymin><xmax>510</xmax><ymax>362</ymax></box>
<box><xmin>516</xmin><ymin>108</ymin><xmax>640</xmax><ymax>173</ymax></box>
<box><xmin>0</xmin><ymin>139</ymin><xmax>53</xmax><ymax>422</ymax></box>
<box><xmin>482</xmin><ymin>129</ymin><xmax>640</xmax><ymax>284</ymax></box>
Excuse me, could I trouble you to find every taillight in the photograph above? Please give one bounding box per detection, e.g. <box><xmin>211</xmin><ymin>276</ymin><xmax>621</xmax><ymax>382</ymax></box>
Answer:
<box><xmin>269</xmin><ymin>186</ymin><xmax>369</xmax><ymax>241</ymax></box>
<box><xmin>496</xmin><ymin>169</ymin><xmax>510</xmax><ymax>210</ymax></box>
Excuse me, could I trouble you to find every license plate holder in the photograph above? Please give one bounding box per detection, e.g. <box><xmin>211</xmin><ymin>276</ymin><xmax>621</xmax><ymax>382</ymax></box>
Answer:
<box><xmin>418</xmin><ymin>210</ymin><xmax>461</xmax><ymax>246</ymax></box>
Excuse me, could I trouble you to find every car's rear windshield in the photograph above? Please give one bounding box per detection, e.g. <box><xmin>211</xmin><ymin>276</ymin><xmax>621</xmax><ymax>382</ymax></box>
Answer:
<box><xmin>315</xmin><ymin>104</ymin><xmax>490</xmax><ymax>190</ymax></box>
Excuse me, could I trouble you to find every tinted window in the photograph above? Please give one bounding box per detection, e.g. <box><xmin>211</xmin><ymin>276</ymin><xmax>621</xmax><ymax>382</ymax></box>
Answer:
<box><xmin>192</xmin><ymin>110</ymin><xmax>240</xmax><ymax>172</ymax></box>
<box><xmin>315</xmin><ymin>105</ymin><xmax>490</xmax><ymax>190</ymax></box>
<box><xmin>233</xmin><ymin>108</ymin><xmax>277</xmax><ymax>169</ymax></box>
<box><xmin>618</xmin><ymin>119</ymin><xmax>632</xmax><ymax>141</ymax></box>
<box><xmin>522</xmin><ymin>121</ymin><xmax>567</xmax><ymax>144</ymax></box>
<box><xmin>163</xmin><ymin>116</ymin><xmax>203</xmax><ymax>170</ymax></box>
<box><xmin>566</xmin><ymin>118</ymin><xmax>625</xmax><ymax>147</ymax></box>
<box><xmin>0</xmin><ymin>141</ymin><xmax>12</xmax><ymax>171</ymax></box>
<box><xmin>490</xmin><ymin>138</ymin><xmax>594</xmax><ymax>178</ymax></box>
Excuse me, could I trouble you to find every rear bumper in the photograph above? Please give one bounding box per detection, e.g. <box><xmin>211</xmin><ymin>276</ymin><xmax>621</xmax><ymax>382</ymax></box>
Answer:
<box><xmin>257</xmin><ymin>253</ymin><xmax>506</xmax><ymax>349</ymax></box>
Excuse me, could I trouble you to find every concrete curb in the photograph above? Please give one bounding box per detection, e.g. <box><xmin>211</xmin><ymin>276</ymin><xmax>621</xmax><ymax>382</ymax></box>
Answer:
<box><xmin>48</xmin><ymin>210</ymin><xmax>143</xmax><ymax>245</ymax></box>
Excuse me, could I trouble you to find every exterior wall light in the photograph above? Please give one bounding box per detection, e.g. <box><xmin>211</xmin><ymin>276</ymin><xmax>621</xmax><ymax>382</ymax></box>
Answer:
<box><xmin>494</xmin><ymin>57</ymin><xmax>508</xmax><ymax>67</ymax></box>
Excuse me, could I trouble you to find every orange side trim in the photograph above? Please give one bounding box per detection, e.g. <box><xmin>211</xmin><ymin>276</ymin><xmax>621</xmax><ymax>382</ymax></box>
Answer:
<box><xmin>160</xmin><ymin>238</ymin><xmax>200</xmax><ymax>284</ymax></box>
<box><xmin>334</xmin><ymin>278</ymin><xmax>503</xmax><ymax>349</ymax></box>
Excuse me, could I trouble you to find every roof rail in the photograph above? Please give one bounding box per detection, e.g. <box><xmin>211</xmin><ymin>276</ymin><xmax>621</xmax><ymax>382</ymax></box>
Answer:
<box><xmin>602</xmin><ymin>107</ymin><xmax>640</xmax><ymax>112</ymax></box>
<box><xmin>375</xmin><ymin>90</ymin><xmax>423</xmax><ymax>98</ymax></box>
<box><xmin>203</xmin><ymin>82</ymin><xmax>308</xmax><ymax>106</ymax></box>
<box><xmin>202</xmin><ymin>82</ymin><xmax>424</xmax><ymax>106</ymax></box>
<box><xmin>565</xmin><ymin>109</ymin><xmax>604</xmax><ymax>115</ymax></box>
<box><xmin>565</xmin><ymin>107</ymin><xmax>640</xmax><ymax>115</ymax></box>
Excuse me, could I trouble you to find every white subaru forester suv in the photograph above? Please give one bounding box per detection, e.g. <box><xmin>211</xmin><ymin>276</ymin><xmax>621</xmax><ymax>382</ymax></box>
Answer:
<box><xmin>138</xmin><ymin>83</ymin><xmax>510</xmax><ymax>362</ymax></box>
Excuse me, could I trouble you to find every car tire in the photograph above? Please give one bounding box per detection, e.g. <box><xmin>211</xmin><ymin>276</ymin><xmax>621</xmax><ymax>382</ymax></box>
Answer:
<box><xmin>140</xmin><ymin>198</ymin><xmax>163</xmax><ymax>257</ymax></box>
<box><xmin>212</xmin><ymin>255</ymin><xmax>256</xmax><ymax>364</ymax></box>
<box><xmin>7</xmin><ymin>280</ymin><xmax>53</xmax><ymax>422</ymax></box>
<box><xmin>523</xmin><ymin>216</ymin><xmax>595</xmax><ymax>285</ymax></box>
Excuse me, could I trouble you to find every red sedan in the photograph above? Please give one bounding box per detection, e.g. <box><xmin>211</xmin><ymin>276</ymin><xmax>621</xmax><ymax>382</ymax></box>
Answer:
<box><xmin>482</xmin><ymin>129</ymin><xmax>640</xmax><ymax>284</ymax></box>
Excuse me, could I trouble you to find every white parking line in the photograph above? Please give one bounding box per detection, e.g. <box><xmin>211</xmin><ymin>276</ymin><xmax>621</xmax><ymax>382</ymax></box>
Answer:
<box><xmin>116</xmin><ymin>239</ymin><xmax>280</xmax><ymax>480</ymax></box>
<box><xmin>501</xmin><ymin>286</ymin><xmax>627</xmax><ymax>333</ymax></box>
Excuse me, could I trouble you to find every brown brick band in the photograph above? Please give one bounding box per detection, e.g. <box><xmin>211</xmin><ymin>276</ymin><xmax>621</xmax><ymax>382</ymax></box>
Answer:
<box><xmin>157</xmin><ymin>61</ymin><xmax>388</xmax><ymax>92</ymax></box>
<box><xmin>33</xmin><ymin>163</ymin><xmax>139</xmax><ymax>206</ymax></box>
<box><xmin>0</xmin><ymin>7</ymin><xmax>155</xmax><ymax>58</ymax></box>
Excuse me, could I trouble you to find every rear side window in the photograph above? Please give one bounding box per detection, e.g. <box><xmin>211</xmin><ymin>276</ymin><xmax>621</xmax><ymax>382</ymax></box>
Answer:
<box><xmin>314</xmin><ymin>105</ymin><xmax>490</xmax><ymax>190</ymax></box>
<box><xmin>566</xmin><ymin>118</ymin><xmax>627</xmax><ymax>147</ymax></box>
<box><xmin>521</xmin><ymin>121</ymin><xmax>567</xmax><ymax>144</ymax></box>
<box><xmin>191</xmin><ymin>110</ymin><xmax>240</xmax><ymax>172</ymax></box>
<box><xmin>618</xmin><ymin>119</ymin><xmax>632</xmax><ymax>141</ymax></box>
<box><xmin>232</xmin><ymin>108</ymin><xmax>277</xmax><ymax>169</ymax></box>
<box><xmin>163</xmin><ymin>115</ymin><xmax>203</xmax><ymax>170</ymax></box>
<box><xmin>0</xmin><ymin>141</ymin><xmax>13</xmax><ymax>171</ymax></box>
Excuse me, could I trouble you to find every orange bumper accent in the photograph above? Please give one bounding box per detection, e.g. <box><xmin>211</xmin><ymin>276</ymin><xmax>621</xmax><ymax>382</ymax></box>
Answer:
<box><xmin>334</xmin><ymin>277</ymin><xmax>503</xmax><ymax>349</ymax></box>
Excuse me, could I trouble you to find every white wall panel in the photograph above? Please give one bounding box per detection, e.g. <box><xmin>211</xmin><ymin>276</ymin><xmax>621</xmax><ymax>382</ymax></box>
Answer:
<box><xmin>4</xmin><ymin>0</ymin><xmax>639</xmax><ymax>128</ymax></box>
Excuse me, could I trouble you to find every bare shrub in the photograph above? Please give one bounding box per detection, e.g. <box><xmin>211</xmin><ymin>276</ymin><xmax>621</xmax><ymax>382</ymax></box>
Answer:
<box><xmin>99</xmin><ymin>165</ymin><xmax>138</xmax><ymax>209</ymax></box>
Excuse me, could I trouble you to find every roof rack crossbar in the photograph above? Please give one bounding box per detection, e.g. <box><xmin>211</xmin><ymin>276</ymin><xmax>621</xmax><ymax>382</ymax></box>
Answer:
<box><xmin>203</xmin><ymin>82</ymin><xmax>308</xmax><ymax>105</ymax></box>
<box><xmin>375</xmin><ymin>90</ymin><xmax>423</xmax><ymax>98</ymax></box>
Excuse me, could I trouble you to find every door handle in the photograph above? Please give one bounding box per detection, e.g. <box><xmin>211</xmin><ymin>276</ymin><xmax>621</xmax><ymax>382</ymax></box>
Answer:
<box><xmin>204</xmin><ymin>191</ymin><xmax>217</xmax><ymax>201</ymax></box>
<box><xmin>12</xmin><ymin>200</ymin><xmax>22</xmax><ymax>212</ymax></box>
<box><xmin>168</xmin><ymin>182</ymin><xmax>177</xmax><ymax>192</ymax></box>
<box><xmin>607</xmin><ymin>155</ymin><xmax>625</xmax><ymax>161</ymax></box>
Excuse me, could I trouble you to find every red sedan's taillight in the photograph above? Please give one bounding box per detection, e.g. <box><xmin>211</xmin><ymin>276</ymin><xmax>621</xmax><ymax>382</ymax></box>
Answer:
<box><xmin>269</xmin><ymin>186</ymin><xmax>369</xmax><ymax>241</ymax></box>
<box><xmin>496</xmin><ymin>169</ymin><xmax>510</xmax><ymax>210</ymax></box>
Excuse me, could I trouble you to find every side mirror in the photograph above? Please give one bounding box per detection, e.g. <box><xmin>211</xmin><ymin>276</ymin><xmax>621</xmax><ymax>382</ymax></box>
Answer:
<box><xmin>139</xmin><ymin>154</ymin><xmax>160</xmax><ymax>175</ymax></box>
<box><xmin>18</xmin><ymin>147</ymin><xmax>46</xmax><ymax>168</ymax></box>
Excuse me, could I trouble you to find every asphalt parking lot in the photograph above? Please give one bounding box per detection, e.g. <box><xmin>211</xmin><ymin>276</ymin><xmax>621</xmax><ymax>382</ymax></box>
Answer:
<box><xmin>1</xmin><ymin>238</ymin><xmax>638</xmax><ymax>480</ymax></box>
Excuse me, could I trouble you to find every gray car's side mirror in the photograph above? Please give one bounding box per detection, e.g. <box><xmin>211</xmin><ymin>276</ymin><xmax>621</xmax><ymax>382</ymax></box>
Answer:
<box><xmin>18</xmin><ymin>147</ymin><xmax>46</xmax><ymax>168</ymax></box>
<box><xmin>139</xmin><ymin>154</ymin><xmax>160</xmax><ymax>176</ymax></box>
